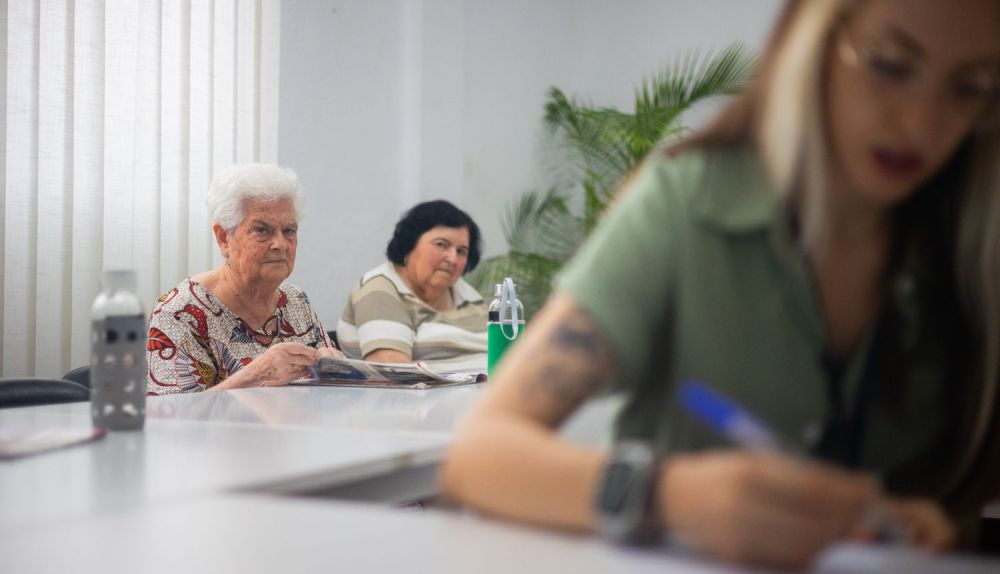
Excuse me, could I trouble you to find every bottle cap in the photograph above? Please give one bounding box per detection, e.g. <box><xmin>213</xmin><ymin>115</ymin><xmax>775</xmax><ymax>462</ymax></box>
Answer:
<box><xmin>102</xmin><ymin>270</ymin><xmax>137</xmax><ymax>292</ymax></box>
<box><xmin>494</xmin><ymin>282</ymin><xmax>517</xmax><ymax>295</ymax></box>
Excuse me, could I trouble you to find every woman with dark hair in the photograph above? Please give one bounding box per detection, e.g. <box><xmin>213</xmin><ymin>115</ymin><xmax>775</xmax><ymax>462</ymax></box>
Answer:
<box><xmin>337</xmin><ymin>200</ymin><xmax>488</xmax><ymax>366</ymax></box>
<box><xmin>442</xmin><ymin>0</ymin><xmax>1000</xmax><ymax>569</ymax></box>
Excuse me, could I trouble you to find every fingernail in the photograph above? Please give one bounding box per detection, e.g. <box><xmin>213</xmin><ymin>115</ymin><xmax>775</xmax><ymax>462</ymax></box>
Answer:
<box><xmin>863</xmin><ymin>503</ymin><xmax>909</xmax><ymax>545</ymax></box>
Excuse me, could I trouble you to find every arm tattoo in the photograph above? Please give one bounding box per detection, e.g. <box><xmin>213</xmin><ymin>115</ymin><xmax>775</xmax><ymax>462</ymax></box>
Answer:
<box><xmin>518</xmin><ymin>309</ymin><xmax>617</xmax><ymax>426</ymax></box>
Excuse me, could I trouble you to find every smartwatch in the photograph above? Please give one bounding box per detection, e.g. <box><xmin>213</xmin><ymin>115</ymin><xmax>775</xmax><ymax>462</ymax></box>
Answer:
<box><xmin>594</xmin><ymin>440</ymin><xmax>662</xmax><ymax>545</ymax></box>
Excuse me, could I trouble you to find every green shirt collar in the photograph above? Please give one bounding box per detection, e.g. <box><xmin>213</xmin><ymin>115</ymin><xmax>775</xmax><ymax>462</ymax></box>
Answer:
<box><xmin>687</xmin><ymin>143</ymin><xmax>926</xmax><ymax>372</ymax></box>
<box><xmin>690</xmin><ymin>146</ymin><xmax>779</xmax><ymax>234</ymax></box>
<box><xmin>689</xmin><ymin>145</ymin><xmax>922</xmax><ymax>294</ymax></box>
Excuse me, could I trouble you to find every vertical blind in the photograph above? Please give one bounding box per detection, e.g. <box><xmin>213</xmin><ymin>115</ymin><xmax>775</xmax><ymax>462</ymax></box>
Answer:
<box><xmin>0</xmin><ymin>0</ymin><xmax>281</xmax><ymax>378</ymax></box>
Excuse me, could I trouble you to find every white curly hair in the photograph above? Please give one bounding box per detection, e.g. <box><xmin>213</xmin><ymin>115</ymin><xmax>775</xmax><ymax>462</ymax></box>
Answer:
<box><xmin>206</xmin><ymin>163</ymin><xmax>305</xmax><ymax>232</ymax></box>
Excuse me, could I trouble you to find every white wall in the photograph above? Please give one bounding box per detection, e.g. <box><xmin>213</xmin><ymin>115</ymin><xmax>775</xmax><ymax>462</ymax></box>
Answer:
<box><xmin>278</xmin><ymin>0</ymin><xmax>783</xmax><ymax>330</ymax></box>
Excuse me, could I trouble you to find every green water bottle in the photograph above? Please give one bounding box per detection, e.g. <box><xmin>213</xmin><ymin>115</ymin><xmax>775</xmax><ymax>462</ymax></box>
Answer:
<box><xmin>487</xmin><ymin>278</ymin><xmax>525</xmax><ymax>379</ymax></box>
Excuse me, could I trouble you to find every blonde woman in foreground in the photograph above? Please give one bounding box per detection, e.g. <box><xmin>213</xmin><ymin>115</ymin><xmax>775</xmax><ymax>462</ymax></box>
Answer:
<box><xmin>442</xmin><ymin>0</ymin><xmax>1000</xmax><ymax>569</ymax></box>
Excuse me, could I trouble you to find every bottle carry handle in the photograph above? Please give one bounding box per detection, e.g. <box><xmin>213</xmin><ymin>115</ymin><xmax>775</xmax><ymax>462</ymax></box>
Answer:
<box><xmin>499</xmin><ymin>277</ymin><xmax>520</xmax><ymax>341</ymax></box>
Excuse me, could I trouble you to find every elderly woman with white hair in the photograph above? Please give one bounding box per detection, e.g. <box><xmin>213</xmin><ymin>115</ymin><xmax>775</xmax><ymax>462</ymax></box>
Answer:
<box><xmin>146</xmin><ymin>163</ymin><xmax>341</xmax><ymax>394</ymax></box>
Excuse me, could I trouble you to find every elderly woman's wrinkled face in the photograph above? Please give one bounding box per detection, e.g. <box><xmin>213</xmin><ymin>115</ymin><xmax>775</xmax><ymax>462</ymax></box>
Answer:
<box><xmin>824</xmin><ymin>0</ymin><xmax>1000</xmax><ymax>207</ymax></box>
<box><xmin>404</xmin><ymin>226</ymin><xmax>470</xmax><ymax>293</ymax></box>
<box><xmin>220</xmin><ymin>198</ymin><xmax>298</xmax><ymax>287</ymax></box>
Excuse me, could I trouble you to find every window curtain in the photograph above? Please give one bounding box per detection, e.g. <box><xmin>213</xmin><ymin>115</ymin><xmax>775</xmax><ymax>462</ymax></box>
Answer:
<box><xmin>0</xmin><ymin>0</ymin><xmax>281</xmax><ymax>378</ymax></box>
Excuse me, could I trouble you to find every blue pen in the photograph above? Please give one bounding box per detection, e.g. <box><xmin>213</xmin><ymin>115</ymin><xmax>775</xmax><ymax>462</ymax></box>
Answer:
<box><xmin>678</xmin><ymin>379</ymin><xmax>908</xmax><ymax>543</ymax></box>
<box><xmin>678</xmin><ymin>380</ymin><xmax>784</xmax><ymax>451</ymax></box>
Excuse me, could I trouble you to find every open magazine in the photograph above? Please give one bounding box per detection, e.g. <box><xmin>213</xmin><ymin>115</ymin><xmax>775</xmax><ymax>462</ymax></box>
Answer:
<box><xmin>294</xmin><ymin>354</ymin><xmax>487</xmax><ymax>389</ymax></box>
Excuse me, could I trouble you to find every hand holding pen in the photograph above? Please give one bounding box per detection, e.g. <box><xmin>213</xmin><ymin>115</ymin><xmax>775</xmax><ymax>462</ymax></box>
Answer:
<box><xmin>668</xmin><ymin>381</ymin><xmax>955</xmax><ymax>562</ymax></box>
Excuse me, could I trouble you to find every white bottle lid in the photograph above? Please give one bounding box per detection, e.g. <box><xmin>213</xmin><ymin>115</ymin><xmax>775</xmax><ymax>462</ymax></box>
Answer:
<box><xmin>93</xmin><ymin>270</ymin><xmax>143</xmax><ymax>319</ymax></box>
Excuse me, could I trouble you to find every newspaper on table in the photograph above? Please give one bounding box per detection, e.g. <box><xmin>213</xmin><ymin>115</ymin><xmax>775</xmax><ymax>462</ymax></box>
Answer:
<box><xmin>295</xmin><ymin>354</ymin><xmax>487</xmax><ymax>389</ymax></box>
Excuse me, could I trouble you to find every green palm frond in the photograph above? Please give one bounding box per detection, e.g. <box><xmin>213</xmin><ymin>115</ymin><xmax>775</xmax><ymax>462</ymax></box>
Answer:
<box><xmin>544</xmin><ymin>90</ymin><xmax>635</xmax><ymax>193</ymax></box>
<box><xmin>476</xmin><ymin>43</ymin><xmax>756</xmax><ymax>318</ymax></box>
<box><xmin>502</xmin><ymin>187</ymin><xmax>581</xmax><ymax>261</ymax></box>
<box><xmin>638</xmin><ymin>43</ymin><xmax>756</xmax><ymax>113</ymax></box>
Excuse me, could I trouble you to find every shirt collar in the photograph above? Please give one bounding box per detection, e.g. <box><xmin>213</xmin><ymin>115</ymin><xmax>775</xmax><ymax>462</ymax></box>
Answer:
<box><xmin>687</xmin><ymin>145</ymin><xmax>924</xmax><ymax>352</ymax></box>
<box><xmin>689</xmin><ymin>145</ymin><xmax>779</xmax><ymax>234</ymax></box>
<box><xmin>365</xmin><ymin>261</ymin><xmax>484</xmax><ymax>306</ymax></box>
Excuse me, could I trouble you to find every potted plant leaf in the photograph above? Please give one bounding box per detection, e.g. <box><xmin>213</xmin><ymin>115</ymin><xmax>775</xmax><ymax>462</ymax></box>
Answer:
<box><xmin>470</xmin><ymin>43</ymin><xmax>756</xmax><ymax>319</ymax></box>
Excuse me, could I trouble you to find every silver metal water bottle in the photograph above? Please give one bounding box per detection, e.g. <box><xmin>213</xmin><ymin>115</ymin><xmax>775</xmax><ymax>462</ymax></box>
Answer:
<box><xmin>90</xmin><ymin>270</ymin><xmax>147</xmax><ymax>431</ymax></box>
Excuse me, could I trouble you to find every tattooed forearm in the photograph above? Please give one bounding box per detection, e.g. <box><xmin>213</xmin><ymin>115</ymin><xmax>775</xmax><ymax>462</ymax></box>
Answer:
<box><xmin>552</xmin><ymin>321</ymin><xmax>606</xmax><ymax>355</ymax></box>
<box><xmin>511</xmin><ymin>303</ymin><xmax>617</xmax><ymax>426</ymax></box>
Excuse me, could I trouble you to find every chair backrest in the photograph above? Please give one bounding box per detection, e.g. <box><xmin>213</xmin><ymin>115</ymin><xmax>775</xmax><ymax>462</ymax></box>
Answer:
<box><xmin>327</xmin><ymin>330</ymin><xmax>339</xmax><ymax>348</ymax></box>
<box><xmin>0</xmin><ymin>378</ymin><xmax>90</xmax><ymax>409</ymax></box>
<box><xmin>62</xmin><ymin>365</ymin><xmax>91</xmax><ymax>388</ymax></box>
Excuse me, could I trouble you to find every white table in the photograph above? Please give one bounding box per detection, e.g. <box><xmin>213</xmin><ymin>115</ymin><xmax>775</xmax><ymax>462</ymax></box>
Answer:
<box><xmin>147</xmin><ymin>384</ymin><xmax>486</xmax><ymax>432</ymax></box>
<box><xmin>21</xmin><ymin>384</ymin><xmax>486</xmax><ymax>433</ymax></box>
<box><xmin>0</xmin><ymin>407</ymin><xmax>450</xmax><ymax>535</ymax></box>
<box><xmin>1</xmin><ymin>492</ymin><xmax>996</xmax><ymax>574</ymax></box>
<box><xmin>3</xmin><ymin>386</ymin><xmax>998</xmax><ymax>572</ymax></box>
<box><xmin>14</xmin><ymin>384</ymin><xmax>619</xmax><ymax>442</ymax></box>
<box><xmin>0</xmin><ymin>386</ymin><xmax>620</xmax><ymax>536</ymax></box>
<box><xmin>144</xmin><ymin>384</ymin><xmax>619</xmax><ymax>444</ymax></box>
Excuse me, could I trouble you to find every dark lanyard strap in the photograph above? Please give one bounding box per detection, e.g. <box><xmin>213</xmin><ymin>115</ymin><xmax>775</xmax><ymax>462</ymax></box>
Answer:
<box><xmin>814</xmin><ymin>318</ymin><xmax>884</xmax><ymax>468</ymax></box>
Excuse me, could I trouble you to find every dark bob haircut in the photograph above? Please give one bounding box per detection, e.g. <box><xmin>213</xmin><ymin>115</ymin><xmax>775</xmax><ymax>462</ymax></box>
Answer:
<box><xmin>386</xmin><ymin>200</ymin><xmax>482</xmax><ymax>273</ymax></box>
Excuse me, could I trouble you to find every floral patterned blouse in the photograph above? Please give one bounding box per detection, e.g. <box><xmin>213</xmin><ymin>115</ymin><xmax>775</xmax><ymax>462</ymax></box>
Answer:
<box><xmin>146</xmin><ymin>278</ymin><xmax>334</xmax><ymax>395</ymax></box>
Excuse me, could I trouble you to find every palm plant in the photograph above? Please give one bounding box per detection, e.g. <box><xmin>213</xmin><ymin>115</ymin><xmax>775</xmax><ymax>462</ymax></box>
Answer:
<box><xmin>470</xmin><ymin>43</ymin><xmax>756</xmax><ymax>319</ymax></box>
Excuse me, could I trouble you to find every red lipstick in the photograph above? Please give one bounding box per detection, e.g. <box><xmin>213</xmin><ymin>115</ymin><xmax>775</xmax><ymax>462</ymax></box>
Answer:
<box><xmin>872</xmin><ymin>148</ymin><xmax>924</xmax><ymax>180</ymax></box>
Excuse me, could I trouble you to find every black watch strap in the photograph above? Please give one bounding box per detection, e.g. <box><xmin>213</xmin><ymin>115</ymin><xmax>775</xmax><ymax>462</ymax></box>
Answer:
<box><xmin>594</xmin><ymin>441</ymin><xmax>663</xmax><ymax>545</ymax></box>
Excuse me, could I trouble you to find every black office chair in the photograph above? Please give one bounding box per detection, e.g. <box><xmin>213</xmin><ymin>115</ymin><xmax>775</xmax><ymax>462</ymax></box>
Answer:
<box><xmin>62</xmin><ymin>365</ymin><xmax>91</xmax><ymax>388</ymax></box>
<box><xmin>0</xmin><ymin>378</ymin><xmax>91</xmax><ymax>409</ymax></box>
<box><xmin>326</xmin><ymin>330</ymin><xmax>340</xmax><ymax>348</ymax></box>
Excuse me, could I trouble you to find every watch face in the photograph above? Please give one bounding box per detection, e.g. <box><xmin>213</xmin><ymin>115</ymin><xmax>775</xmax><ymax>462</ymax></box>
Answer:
<box><xmin>598</xmin><ymin>461</ymin><xmax>634</xmax><ymax>514</ymax></box>
<box><xmin>596</xmin><ymin>442</ymin><xmax>660</xmax><ymax>544</ymax></box>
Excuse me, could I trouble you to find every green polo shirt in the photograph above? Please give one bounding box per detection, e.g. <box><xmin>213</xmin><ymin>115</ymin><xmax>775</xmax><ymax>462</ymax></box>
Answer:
<box><xmin>556</xmin><ymin>144</ymin><xmax>951</xmax><ymax>481</ymax></box>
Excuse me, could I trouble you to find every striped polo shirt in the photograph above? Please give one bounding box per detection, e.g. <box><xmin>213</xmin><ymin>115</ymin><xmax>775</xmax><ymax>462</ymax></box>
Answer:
<box><xmin>337</xmin><ymin>262</ymin><xmax>488</xmax><ymax>364</ymax></box>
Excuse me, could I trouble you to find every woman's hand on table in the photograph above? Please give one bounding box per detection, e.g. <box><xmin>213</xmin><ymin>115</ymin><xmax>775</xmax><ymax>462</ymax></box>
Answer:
<box><xmin>209</xmin><ymin>342</ymin><xmax>323</xmax><ymax>390</ymax></box>
<box><xmin>658</xmin><ymin>451</ymin><xmax>879</xmax><ymax>569</ymax></box>
<box><xmin>243</xmin><ymin>342</ymin><xmax>321</xmax><ymax>386</ymax></box>
<box><xmin>851</xmin><ymin>496</ymin><xmax>956</xmax><ymax>550</ymax></box>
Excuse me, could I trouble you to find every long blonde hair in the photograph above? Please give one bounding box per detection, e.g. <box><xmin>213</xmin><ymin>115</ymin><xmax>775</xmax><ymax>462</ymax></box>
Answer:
<box><xmin>685</xmin><ymin>0</ymin><xmax>1000</xmax><ymax>505</ymax></box>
